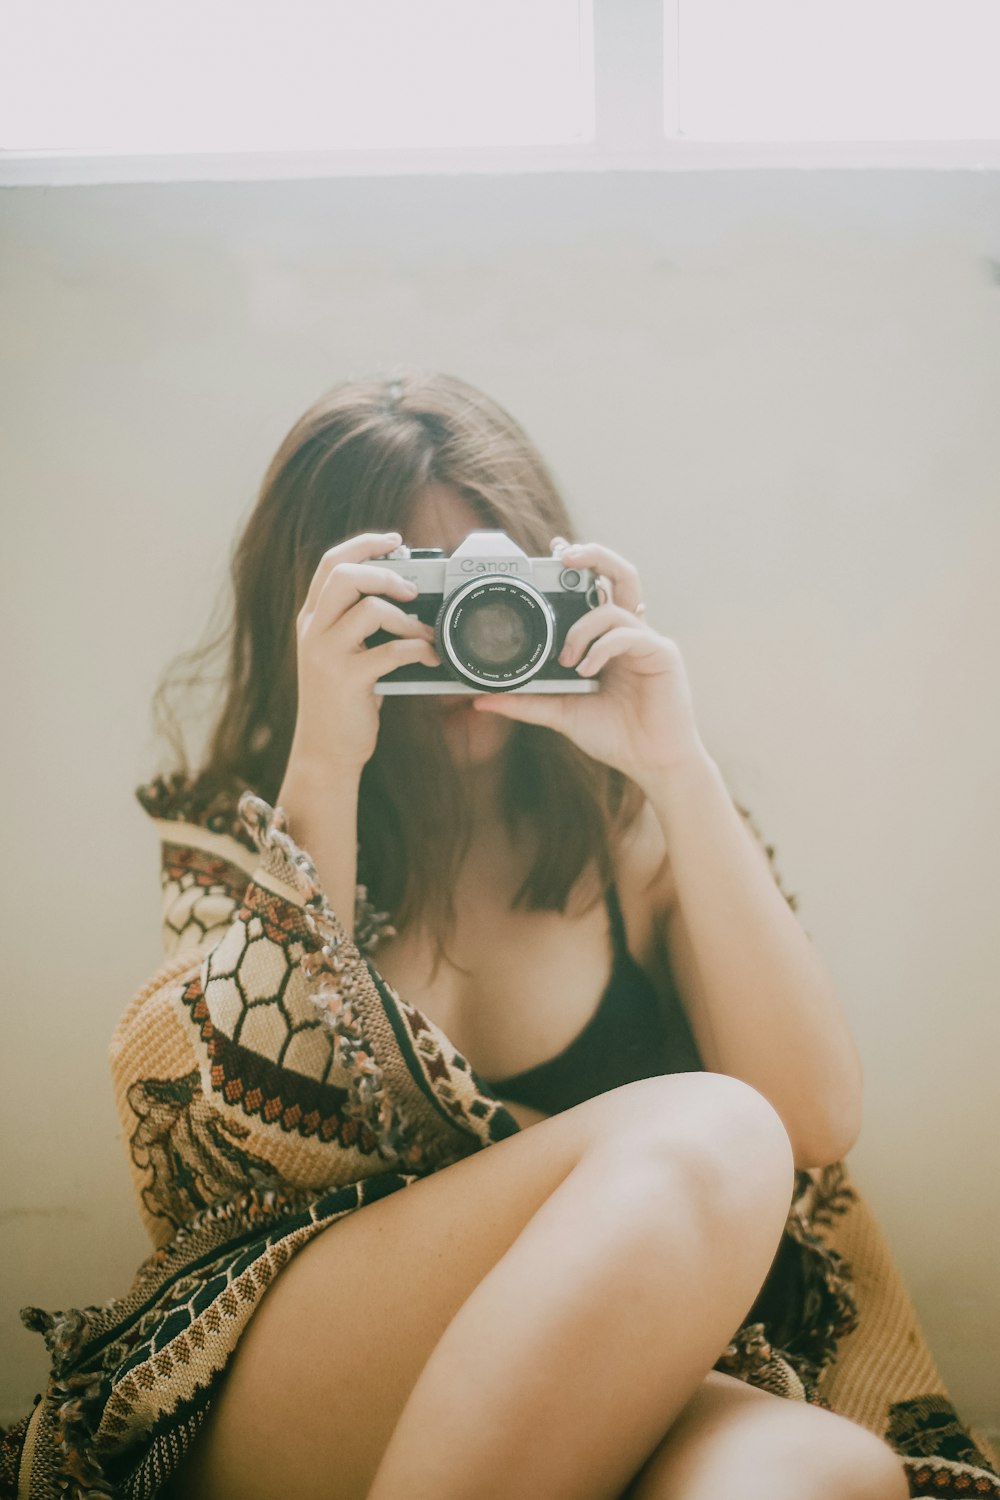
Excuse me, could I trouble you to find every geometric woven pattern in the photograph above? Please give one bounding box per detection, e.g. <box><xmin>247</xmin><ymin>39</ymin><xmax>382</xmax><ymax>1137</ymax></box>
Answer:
<box><xmin>158</xmin><ymin>842</ymin><xmax>249</xmax><ymax>962</ymax></box>
<box><xmin>200</xmin><ymin>891</ymin><xmax>337</xmax><ymax>1084</ymax></box>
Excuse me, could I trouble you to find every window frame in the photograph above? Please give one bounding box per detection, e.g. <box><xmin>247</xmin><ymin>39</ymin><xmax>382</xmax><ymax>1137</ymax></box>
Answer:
<box><xmin>2</xmin><ymin>0</ymin><xmax>998</xmax><ymax>187</ymax></box>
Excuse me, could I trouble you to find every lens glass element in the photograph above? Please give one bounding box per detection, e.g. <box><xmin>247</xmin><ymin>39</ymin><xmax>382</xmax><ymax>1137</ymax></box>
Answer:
<box><xmin>439</xmin><ymin>578</ymin><xmax>555</xmax><ymax>689</ymax></box>
<box><xmin>455</xmin><ymin>599</ymin><xmax>531</xmax><ymax>667</ymax></box>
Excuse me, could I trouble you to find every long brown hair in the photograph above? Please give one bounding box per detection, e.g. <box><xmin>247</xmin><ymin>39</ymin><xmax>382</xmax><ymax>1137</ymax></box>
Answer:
<box><xmin>151</xmin><ymin>369</ymin><xmax>646</xmax><ymax>947</ymax></box>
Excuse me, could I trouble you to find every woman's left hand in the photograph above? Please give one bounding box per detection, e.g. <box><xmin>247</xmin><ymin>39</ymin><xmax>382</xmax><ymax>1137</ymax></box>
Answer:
<box><xmin>473</xmin><ymin>537</ymin><xmax>709</xmax><ymax>789</ymax></box>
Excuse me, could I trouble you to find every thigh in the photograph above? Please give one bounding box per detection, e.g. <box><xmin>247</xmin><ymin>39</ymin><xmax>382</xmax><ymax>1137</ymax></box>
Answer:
<box><xmin>623</xmin><ymin>1370</ymin><xmax>909</xmax><ymax>1500</ymax></box>
<box><xmin>165</xmin><ymin>1071</ymin><xmax>791</xmax><ymax>1500</ymax></box>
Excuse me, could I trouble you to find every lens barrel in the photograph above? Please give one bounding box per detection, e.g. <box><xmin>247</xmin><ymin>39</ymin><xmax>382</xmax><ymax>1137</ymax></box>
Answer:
<box><xmin>436</xmin><ymin>576</ymin><xmax>556</xmax><ymax>690</ymax></box>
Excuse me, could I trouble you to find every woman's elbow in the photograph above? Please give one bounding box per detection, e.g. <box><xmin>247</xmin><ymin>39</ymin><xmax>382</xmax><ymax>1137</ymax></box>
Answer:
<box><xmin>791</xmin><ymin>1092</ymin><xmax>863</xmax><ymax>1171</ymax></box>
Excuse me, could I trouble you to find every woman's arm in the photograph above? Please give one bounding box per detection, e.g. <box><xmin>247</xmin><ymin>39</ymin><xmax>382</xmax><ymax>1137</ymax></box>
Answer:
<box><xmin>274</xmin><ymin>528</ymin><xmax>440</xmax><ymax>941</ymax></box>
<box><xmin>473</xmin><ymin>537</ymin><xmax>864</xmax><ymax>1172</ymax></box>
<box><xmin>644</xmin><ymin>749</ymin><xmax>864</xmax><ymax>1172</ymax></box>
<box><xmin>276</xmin><ymin>760</ymin><xmax>361</xmax><ymax>942</ymax></box>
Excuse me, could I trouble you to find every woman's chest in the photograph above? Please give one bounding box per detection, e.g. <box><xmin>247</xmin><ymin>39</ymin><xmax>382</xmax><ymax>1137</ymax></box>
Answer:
<box><xmin>372</xmin><ymin>875</ymin><xmax>665</xmax><ymax>1124</ymax></box>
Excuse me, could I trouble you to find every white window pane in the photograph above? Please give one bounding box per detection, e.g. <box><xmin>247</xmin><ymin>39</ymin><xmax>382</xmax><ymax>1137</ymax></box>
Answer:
<box><xmin>669</xmin><ymin>0</ymin><xmax>1000</xmax><ymax>141</ymax></box>
<box><xmin>2</xmin><ymin>0</ymin><xmax>593</xmax><ymax>153</ymax></box>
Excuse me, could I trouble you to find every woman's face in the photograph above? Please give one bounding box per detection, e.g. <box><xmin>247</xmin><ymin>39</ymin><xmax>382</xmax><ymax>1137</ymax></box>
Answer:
<box><xmin>402</xmin><ymin>482</ymin><xmax>516</xmax><ymax>771</ymax></box>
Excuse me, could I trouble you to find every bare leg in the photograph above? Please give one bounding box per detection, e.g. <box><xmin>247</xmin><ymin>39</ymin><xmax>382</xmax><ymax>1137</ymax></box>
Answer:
<box><xmin>165</xmin><ymin>1072</ymin><xmax>794</xmax><ymax>1500</ymax></box>
<box><xmin>622</xmin><ymin>1370</ymin><xmax>911</xmax><ymax>1500</ymax></box>
<box><xmin>366</xmin><ymin>1079</ymin><xmax>794</xmax><ymax>1500</ymax></box>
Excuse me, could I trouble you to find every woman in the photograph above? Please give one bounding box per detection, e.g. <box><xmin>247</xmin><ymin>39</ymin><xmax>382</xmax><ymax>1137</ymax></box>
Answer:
<box><xmin>6</xmin><ymin>370</ymin><xmax>909</xmax><ymax>1500</ymax></box>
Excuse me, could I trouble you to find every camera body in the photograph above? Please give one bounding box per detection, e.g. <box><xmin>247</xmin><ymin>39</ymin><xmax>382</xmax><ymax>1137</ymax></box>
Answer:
<box><xmin>362</xmin><ymin>530</ymin><xmax>602</xmax><ymax>694</ymax></box>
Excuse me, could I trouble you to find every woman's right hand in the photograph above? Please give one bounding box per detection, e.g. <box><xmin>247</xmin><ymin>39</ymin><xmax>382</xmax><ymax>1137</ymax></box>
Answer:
<box><xmin>286</xmin><ymin>530</ymin><xmax>439</xmax><ymax>779</ymax></box>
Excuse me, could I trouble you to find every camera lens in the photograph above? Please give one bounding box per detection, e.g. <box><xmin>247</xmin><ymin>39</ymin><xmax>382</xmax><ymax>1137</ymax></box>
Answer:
<box><xmin>437</xmin><ymin>577</ymin><xmax>556</xmax><ymax>690</ymax></box>
<box><xmin>457</xmin><ymin>598</ymin><xmax>532</xmax><ymax>666</ymax></box>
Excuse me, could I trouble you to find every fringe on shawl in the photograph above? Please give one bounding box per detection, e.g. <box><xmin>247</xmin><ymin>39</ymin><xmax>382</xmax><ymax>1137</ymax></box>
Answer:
<box><xmin>236</xmin><ymin>789</ymin><xmax>414</xmax><ymax>1169</ymax></box>
<box><xmin>135</xmin><ymin>771</ymin><xmax>395</xmax><ymax>957</ymax></box>
<box><xmin>14</xmin><ymin>1180</ymin><xmax>398</xmax><ymax>1500</ymax></box>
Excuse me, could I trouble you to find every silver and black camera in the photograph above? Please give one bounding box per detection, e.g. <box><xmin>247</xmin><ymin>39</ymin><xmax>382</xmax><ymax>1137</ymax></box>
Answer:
<box><xmin>363</xmin><ymin>530</ymin><xmax>602</xmax><ymax>694</ymax></box>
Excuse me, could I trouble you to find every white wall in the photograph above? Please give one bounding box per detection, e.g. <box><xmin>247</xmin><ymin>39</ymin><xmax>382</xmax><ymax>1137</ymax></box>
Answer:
<box><xmin>1</xmin><ymin>171</ymin><xmax>998</xmax><ymax>1440</ymax></box>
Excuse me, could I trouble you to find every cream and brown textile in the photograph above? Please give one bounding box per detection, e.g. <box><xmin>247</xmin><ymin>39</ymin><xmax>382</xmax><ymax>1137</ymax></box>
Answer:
<box><xmin>2</xmin><ymin>774</ymin><xmax>996</xmax><ymax>1499</ymax></box>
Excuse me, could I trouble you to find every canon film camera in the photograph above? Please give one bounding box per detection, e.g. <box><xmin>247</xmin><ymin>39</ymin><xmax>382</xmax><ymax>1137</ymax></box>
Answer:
<box><xmin>362</xmin><ymin>530</ymin><xmax>602</xmax><ymax>694</ymax></box>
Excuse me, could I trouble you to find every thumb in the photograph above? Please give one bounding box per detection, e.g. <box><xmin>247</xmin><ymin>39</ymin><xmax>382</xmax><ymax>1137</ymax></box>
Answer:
<box><xmin>472</xmin><ymin>692</ymin><xmax>569</xmax><ymax>730</ymax></box>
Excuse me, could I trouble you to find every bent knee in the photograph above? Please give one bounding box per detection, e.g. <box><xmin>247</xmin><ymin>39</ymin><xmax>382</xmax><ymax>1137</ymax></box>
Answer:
<box><xmin>795</xmin><ymin>1417</ymin><xmax>909</xmax><ymax>1500</ymax></box>
<box><xmin>637</xmin><ymin>1379</ymin><xmax>911</xmax><ymax>1500</ymax></box>
<box><xmin>836</xmin><ymin>1426</ymin><xmax>910</xmax><ymax>1500</ymax></box>
<box><xmin>609</xmin><ymin>1073</ymin><xmax>793</xmax><ymax>1176</ymax></box>
<box><xmin>745</xmin><ymin>1396</ymin><xmax>909</xmax><ymax>1500</ymax></box>
<box><xmin>594</xmin><ymin>1073</ymin><xmax>795</xmax><ymax>1223</ymax></box>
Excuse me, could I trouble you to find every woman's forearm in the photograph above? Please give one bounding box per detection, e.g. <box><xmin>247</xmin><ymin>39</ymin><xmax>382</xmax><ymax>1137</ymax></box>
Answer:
<box><xmin>275</xmin><ymin>758</ymin><xmax>360</xmax><ymax>941</ymax></box>
<box><xmin>640</xmin><ymin>750</ymin><xmax>864</xmax><ymax>1169</ymax></box>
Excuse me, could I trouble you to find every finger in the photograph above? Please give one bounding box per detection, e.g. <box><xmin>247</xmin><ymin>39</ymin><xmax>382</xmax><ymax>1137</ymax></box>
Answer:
<box><xmin>559</xmin><ymin>602</ymin><xmax>646</xmax><ymax>668</ymax></box>
<box><xmin>360</xmin><ymin>635</ymin><xmax>441</xmax><ymax>684</ymax></box>
<box><xmin>329</xmin><ymin>593</ymin><xmax>435</xmax><ymax>650</ymax></box>
<box><xmin>302</xmin><ymin>531</ymin><xmax>403</xmax><ymax>615</ymax></box>
<box><xmin>309</xmin><ymin>561</ymin><xmax>420</xmax><ymax>634</ymax></box>
<box><xmin>472</xmin><ymin>691</ymin><xmax>570</xmax><ymax>730</ymax></box>
<box><xmin>554</xmin><ymin>541</ymin><xmax>642</xmax><ymax>613</ymax></box>
<box><xmin>575</xmin><ymin>625</ymin><xmax>653</xmax><ymax>676</ymax></box>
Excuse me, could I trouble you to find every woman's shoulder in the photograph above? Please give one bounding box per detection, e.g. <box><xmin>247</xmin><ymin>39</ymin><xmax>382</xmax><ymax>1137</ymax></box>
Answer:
<box><xmin>610</xmin><ymin>770</ymin><xmax>800</xmax><ymax>922</ymax></box>
<box><xmin>611</xmin><ymin>795</ymin><xmax>675</xmax><ymax>920</ymax></box>
<box><xmin>562</xmin><ymin>794</ymin><xmax>673</xmax><ymax>928</ymax></box>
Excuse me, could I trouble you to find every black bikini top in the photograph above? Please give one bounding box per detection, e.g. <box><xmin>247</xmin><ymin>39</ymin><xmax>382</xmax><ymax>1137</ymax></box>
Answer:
<box><xmin>477</xmin><ymin>883</ymin><xmax>703</xmax><ymax>1117</ymax></box>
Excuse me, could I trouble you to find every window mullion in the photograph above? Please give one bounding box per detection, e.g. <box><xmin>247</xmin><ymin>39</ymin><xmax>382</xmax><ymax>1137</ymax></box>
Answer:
<box><xmin>592</xmin><ymin>0</ymin><xmax>664</xmax><ymax>154</ymax></box>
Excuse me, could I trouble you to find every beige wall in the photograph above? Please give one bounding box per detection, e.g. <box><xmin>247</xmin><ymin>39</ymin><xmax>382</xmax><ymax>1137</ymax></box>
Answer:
<box><xmin>1</xmin><ymin>172</ymin><xmax>998</xmax><ymax>1440</ymax></box>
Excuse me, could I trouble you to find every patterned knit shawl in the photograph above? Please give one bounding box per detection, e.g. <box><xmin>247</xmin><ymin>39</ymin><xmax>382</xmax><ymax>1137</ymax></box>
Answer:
<box><xmin>2</xmin><ymin>776</ymin><xmax>997</xmax><ymax>1500</ymax></box>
